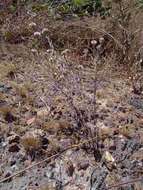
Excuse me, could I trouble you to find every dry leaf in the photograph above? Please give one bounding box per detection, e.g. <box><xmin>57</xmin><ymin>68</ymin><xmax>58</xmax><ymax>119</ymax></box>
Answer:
<box><xmin>27</xmin><ymin>117</ymin><xmax>36</xmax><ymax>125</ymax></box>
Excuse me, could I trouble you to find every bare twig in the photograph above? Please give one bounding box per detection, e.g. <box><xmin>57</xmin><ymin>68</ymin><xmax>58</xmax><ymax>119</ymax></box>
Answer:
<box><xmin>39</xmin><ymin>97</ymin><xmax>50</xmax><ymax>112</ymax></box>
<box><xmin>0</xmin><ymin>136</ymin><xmax>98</xmax><ymax>184</ymax></box>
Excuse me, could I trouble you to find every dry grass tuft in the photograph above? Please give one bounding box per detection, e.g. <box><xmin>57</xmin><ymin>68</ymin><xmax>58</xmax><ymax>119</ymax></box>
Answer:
<box><xmin>0</xmin><ymin>63</ymin><xmax>17</xmax><ymax>80</ymax></box>
<box><xmin>21</xmin><ymin>135</ymin><xmax>41</xmax><ymax>152</ymax></box>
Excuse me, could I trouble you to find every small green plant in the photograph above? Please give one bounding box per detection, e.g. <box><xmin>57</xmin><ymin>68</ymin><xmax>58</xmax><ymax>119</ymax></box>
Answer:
<box><xmin>138</xmin><ymin>0</ymin><xmax>143</xmax><ymax>7</ymax></box>
<box><xmin>32</xmin><ymin>3</ymin><xmax>49</xmax><ymax>12</ymax></box>
<box><xmin>51</xmin><ymin>0</ymin><xmax>107</xmax><ymax>16</ymax></box>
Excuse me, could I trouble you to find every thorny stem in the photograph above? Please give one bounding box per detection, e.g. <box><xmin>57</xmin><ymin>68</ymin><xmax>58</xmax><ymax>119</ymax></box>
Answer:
<box><xmin>91</xmin><ymin>54</ymin><xmax>101</xmax><ymax>162</ymax></box>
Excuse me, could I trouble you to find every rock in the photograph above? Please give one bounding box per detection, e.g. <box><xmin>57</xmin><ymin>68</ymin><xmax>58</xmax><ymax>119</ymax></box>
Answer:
<box><xmin>9</xmin><ymin>143</ymin><xmax>20</xmax><ymax>152</ymax></box>
<box><xmin>77</xmin><ymin>160</ymin><xmax>89</xmax><ymax>171</ymax></box>
<box><xmin>90</xmin><ymin>166</ymin><xmax>108</xmax><ymax>190</ymax></box>
<box><xmin>129</xmin><ymin>97</ymin><xmax>143</xmax><ymax>110</ymax></box>
<box><xmin>0</xmin><ymin>84</ymin><xmax>12</xmax><ymax>93</ymax></box>
<box><xmin>1</xmin><ymin>141</ymin><xmax>7</xmax><ymax>148</ymax></box>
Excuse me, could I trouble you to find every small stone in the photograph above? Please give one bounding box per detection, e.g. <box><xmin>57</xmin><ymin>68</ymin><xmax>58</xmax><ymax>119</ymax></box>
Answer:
<box><xmin>1</xmin><ymin>142</ymin><xmax>7</xmax><ymax>148</ymax></box>
<box><xmin>9</xmin><ymin>143</ymin><xmax>20</xmax><ymax>152</ymax></box>
<box><xmin>77</xmin><ymin>160</ymin><xmax>89</xmax><ymax>171</ymax></box>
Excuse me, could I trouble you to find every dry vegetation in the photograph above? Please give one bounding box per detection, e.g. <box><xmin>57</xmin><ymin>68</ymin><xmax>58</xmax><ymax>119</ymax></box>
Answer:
<box><xmin>0</xmin><ymin>0</ymin><xmax>143</xmax><ymax>190</ymax></box>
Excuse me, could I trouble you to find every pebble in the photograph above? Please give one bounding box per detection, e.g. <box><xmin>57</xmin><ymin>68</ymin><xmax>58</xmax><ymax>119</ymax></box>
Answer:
<box><xmin>77</xmin><ymin>160</ymin><xmax>89</xmax><ymax>171</ymax></box>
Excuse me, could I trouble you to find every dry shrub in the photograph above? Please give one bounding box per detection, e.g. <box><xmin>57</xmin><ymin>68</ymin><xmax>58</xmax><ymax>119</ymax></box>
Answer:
<box><xmin>1</xmin><ymin>0</ymin><xmax>143</xmax><ymax>68</ymax></box>
<box><xmin>39</xmin><ymin>16</ymin><xmax>112</xmax><ymax>55</ymax></box>
<box><xmin>107</xmin><ymin>0</ymin><xmax>143</xmax><ymax>66</ymax></box>
<box><xmin>1</xmin><ymin>11</ymin><xmax>112</xmax><ymax>54</ymax></box>
<box><xmin>21</xmin><ymin>135</ymin><xmax>41</xmax><ymax>152</ymax></box>
<box><xmin>4</xmin><ymin>26</ymin><xmax>32</xmax><ymax>44</ymax></box>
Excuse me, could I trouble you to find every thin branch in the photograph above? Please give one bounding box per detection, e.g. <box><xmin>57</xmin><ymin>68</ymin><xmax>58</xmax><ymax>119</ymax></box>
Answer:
<box><xmin>0</xmin><ymin>136</ymin><xmax>98</xmax><ymax>184</ymax></box>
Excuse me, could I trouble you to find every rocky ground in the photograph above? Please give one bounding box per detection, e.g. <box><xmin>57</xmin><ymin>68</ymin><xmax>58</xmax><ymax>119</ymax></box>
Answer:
<box><xmin>0</xmin><ymin>40</ymin><xmax>143</xmax><ymax>190</ymax></box>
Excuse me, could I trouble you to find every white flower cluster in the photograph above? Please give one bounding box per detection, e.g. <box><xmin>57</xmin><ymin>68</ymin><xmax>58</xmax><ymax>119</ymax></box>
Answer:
<box><xmin>29</xmin><ymin>22</ymin><xmax>36</xmax><ymax>28</ymax></box>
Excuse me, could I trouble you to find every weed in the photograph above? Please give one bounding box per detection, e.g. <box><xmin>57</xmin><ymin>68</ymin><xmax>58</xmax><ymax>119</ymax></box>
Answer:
<box><xmin>21</xmin><ymin>134</ymin><xmax>41</xmax><ymax>154</ymax></box>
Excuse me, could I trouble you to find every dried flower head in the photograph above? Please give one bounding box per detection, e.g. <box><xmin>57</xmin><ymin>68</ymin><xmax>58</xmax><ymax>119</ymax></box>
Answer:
<box><xmin>61</xmin><ymin>49</ymin><xmax>71</xmax><ymax>56</ymax></box>
<box><xmin>99</xmin><ymin>37</ymin><xmax>105</xmax><ymax>44</ymax></box>
<box><xmin>33</xmin><ymin>31</ymin><xmax>41</xmax><ymax>37</ymax></box>
<box><xmin>41</xmin><ymin>28</ymin><xmax>49</xmax><ymax>35</ymax></box>
<box><xmin>29</xmin><ymin>22</ymin><xmax>36</xmax><ymax>28</ymax></box>
<box><xmin>31</xmin><ymin>48</ymin><xmax>38</xmax><ymax>53</ymax></box>
<box><xmin>91</xmin><ymin>40</ymin><xmax>98</xmax><ymax>45</ymax></box>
